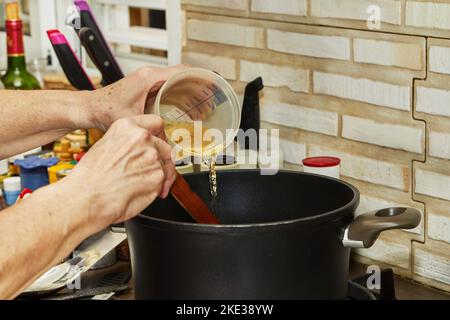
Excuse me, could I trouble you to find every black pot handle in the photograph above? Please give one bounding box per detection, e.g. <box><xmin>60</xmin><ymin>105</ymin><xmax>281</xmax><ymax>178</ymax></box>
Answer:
<box><xmin>342</xmin><ymin>207</ymin><xmax>421</xmax><ymax>248</ymax></box>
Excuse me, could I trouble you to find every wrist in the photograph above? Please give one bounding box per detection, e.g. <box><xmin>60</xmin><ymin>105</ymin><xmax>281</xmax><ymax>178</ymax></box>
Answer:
<box><xmin>49</xmin><ymin>174</ymin><xmax>103</xmax><ymax>241</ymax></box>
<box><xmin>72</xmin><ymin>90</ymin><xmax>98</xmax><ymax>130</ymax></box>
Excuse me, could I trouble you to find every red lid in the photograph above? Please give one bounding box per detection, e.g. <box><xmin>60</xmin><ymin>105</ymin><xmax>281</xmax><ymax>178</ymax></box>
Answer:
<box><xmin>74</xmin><ymin>152</ymin><xmax>86</xmax><ymax>162</ymax></box>
<box><xmin>302</xmin><ymin>156</ymin><xmax>341</xmax><ymax>167</ymax></box>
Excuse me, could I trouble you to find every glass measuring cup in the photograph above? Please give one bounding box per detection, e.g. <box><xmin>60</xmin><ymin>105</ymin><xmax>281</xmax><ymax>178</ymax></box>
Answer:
<box><xmin>147</xmin><ymin>68</ymin><xmax>241</xmax><ymax>160</ymax></box>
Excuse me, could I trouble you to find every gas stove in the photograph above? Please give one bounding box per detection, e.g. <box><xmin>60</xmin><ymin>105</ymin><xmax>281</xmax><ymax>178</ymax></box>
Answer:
<box><xmin>348</xmin><ymin>268</ymin><xmax>395</xmax><ymax>300</ymax></box>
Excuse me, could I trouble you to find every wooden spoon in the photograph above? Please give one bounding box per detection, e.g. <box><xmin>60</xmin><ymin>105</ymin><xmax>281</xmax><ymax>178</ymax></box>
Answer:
<box><xmin>170</xmin><ymin>172</ymin><xmax>220</xmax><ymax>224</ymax></box>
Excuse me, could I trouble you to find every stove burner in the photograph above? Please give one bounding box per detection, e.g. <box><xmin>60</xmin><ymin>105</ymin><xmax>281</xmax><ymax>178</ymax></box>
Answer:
<box><xmin>348</xmin><ymin>268</ymin><xmax>396</xmax><ymax>300</ymax></box>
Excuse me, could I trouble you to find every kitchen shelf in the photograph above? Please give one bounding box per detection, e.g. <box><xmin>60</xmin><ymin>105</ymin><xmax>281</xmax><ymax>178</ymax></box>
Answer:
<box><xmin>95</xmin><ymin>0</ymin><xmax>167</xmax><ymax>10</ymax></box>
<box><xmin>105</xmin><ymin>26</ymin><xmax>168</xmax><ymax>51</ymax></box>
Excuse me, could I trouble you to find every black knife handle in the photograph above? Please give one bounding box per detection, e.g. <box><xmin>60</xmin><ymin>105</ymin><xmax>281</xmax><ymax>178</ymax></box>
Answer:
<box><xmin>52</xmin><ymin>44</ymin><xmax>95</xmax><ymax>91</ymax></box>
<box><xmin>79</xmin><ymin>27</ymin><xmax>124</xmax><ymax>85</ymax></box>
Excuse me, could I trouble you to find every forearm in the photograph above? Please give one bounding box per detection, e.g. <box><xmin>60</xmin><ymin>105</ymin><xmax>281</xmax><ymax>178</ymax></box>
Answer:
<box><xmin>0</xmin><ymin>177</ymin><xmax>97</xmax><ymax>299</ymax></box>
<box><xmin>0</xmin><ymin>89</ymin><xmax>93</xmax><ymax>158</ymax></box>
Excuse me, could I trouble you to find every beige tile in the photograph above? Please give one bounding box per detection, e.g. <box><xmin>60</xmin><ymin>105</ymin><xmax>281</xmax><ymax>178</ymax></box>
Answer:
<box><xmin>187</xmin><ymin>19</ymin><xmax>264</xmax><ymax>48</ymax></box>
<box><xmin>311</xmin><ymin>0</ymin><xmax>401</xmax><ymax>25</ymax></box>
<box><xmin>313</xmin><ymin>72</ymin><xmax>411</xmax><ymax>111</ymax></box>
<box><xmin>182</xmin><ymin>0</ymin><xmax>248</xmax><ymax>10</ymax></box>
<box><xmin>415</xmin><ymin>168</ymin><xmax>450</xmax><ymax>201</ymax></box>
<box><xmin>251</xmin><ymin>0</ymin><xmax>306</xmax><ymax>16</ymax></box>
<box><xmin>406</xmin><ymin>1</ymin><xmax>450</xmax><ymax>30</ymax></box>
<box><xmin>342</xmin><ymin>115</ymin><xmax>424</xmax><ymax>154</ymax></box>
<box><xmin>416</xmin><ymin>86</ymin><xmax>450</xmax><ymax>117</ymax></box>
<box><xmin>183</xmin><ymin>52</ymin><xmax>236</xmax><ymax>80</ymax></box>
<box><xmin>429</xmin><ymin>45</ymin><xmax>450</xmax><ymax>75</ymax></box>
<box><xmin>240</xmin><ymin>60</ymin><xmax>309</xmax><ymax>92</ymax></box>
<box><xmin>260</xmin><ymin>101</ymin><xmax>338</xmax><ymax>136</ymax></box>
<box><xmin>413</xmin><ymin>240</ymin><xmax>450</xmax><ymax>292</ymax></box>
<box><xmin>267</xmin><ymin>29</ymin><xmax>350</xmax><ymax>60</ymax></box>
<box><xmin>354</xmin><ymin>38</ymin><xmax>422</xmax><ymax>70</ymax></box>
<box><xmin>309</xmin><ymin>145</ymin><xmax>409</xmax><ymax>190</ymax></box>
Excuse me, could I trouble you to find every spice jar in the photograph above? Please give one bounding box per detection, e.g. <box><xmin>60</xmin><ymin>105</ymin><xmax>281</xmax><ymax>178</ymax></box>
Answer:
<box><xmin>3</xmin><ymin>176</ymin><xmax>21</xmax><ymax>206</ymax></box>
<box><xmin>302</xmin><ymin>157</ymin><xmax>341</xmax><ymax>179</ymax></box>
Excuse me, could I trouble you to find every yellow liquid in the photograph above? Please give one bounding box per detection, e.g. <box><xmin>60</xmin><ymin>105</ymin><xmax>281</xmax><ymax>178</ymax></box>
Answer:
<box><xmin>164</xmin><ymin>120</ymin><xmax>218</xmax><ymax>154</ymax></box>
<box><xmin>164</xmin><ymin>120</ymin><xmax>221</xmax><ymax>211</ymax></box>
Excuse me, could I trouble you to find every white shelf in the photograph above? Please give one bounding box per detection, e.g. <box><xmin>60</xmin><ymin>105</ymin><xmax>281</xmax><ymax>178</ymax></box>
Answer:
<box><xmin>106</xmin><ymin>26</ymin><xmax>168</xmax><ymax>51</ymax></box>
<box><xmin>95</xmin><ymin>0</ymin><xmax>167</xmax><ymax>10</ymax></box>
<box><xmin>115</xmin><ymin>52</ymin><xmax>168</xmax><ymax>73</ymax></box>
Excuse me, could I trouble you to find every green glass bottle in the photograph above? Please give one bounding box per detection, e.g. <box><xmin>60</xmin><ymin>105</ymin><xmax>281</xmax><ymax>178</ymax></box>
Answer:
<box><xmin>1</xmin><ymin>1</ymin><xmax>40</xmax><ymax>90</ymax></box>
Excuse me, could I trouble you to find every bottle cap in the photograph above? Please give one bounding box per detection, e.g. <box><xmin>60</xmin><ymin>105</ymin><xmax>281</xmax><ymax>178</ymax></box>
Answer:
<box><xmin>5</xmin><ymin>0</ymin><xmax>20</xmax><ymax>21</ymax></box>
<box><xmin>302</xmin><ymin>157</ymin><xmax>341</xmax><ymax>167</ymax></box>
<box><xmin>3</xmin><ymin>176</ymin><xmax>21</xmax><ymax>192</ymax></box>
<box><xmin>15</xmin><ymin>156</ymin><xmax>59</xmax><ymax>169</ymax></box>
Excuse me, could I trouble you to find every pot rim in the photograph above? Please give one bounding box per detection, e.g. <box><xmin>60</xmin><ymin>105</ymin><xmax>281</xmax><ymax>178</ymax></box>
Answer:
<box><xmin>134</xmin><ymin>170</ymin><xmax>360</xmax><ymax>231</ymax></box>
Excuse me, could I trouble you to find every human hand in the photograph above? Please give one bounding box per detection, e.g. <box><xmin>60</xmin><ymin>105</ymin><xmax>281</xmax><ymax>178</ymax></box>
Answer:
<box><xmin>85</xmin><ymin>65</ymin><xmax>190</xmax><ymax>131</ymax></box>
<box><xmin>66</xmin><ymin>115</ymin><xmax>176</xmax><ymax>230</ymax></box>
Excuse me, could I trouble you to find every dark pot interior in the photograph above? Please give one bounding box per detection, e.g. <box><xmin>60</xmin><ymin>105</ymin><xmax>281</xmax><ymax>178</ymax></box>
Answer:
<box><xmin>141</xmin><ymin>170</ymin><xmax>358</xmax><ymax>225</ymax></box>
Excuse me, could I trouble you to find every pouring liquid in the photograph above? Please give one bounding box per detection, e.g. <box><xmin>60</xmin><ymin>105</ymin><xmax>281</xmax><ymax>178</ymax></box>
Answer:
<box><xmin>205</xmin><ymin>152</ymin><xmax>218</xmax><ymax>215</ymax></box>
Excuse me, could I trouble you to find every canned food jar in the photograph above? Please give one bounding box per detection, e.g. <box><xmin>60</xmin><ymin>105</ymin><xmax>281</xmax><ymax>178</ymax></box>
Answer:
<box><xmin>3</xmin><ymin>176</ymin><xmax>21</xmax><ymax>206</ymax></box>
<box><xmin>302</xmin><ymin>157</ymin><xmax>341</xmax><ymax>179</ymax></box>
<box><xmin>48</xmin><ymin>163</ymin><xmax>74</xmax><ymax>184</ymax></box>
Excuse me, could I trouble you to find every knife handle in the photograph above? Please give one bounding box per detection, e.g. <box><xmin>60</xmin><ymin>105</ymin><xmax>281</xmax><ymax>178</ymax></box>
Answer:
<box><xmin>47</xmin><ymin>30</ymin><xmax>94</xmax><ymax>91</ymax></box>
<box><xmin>79</xmin><ymin>27</ymin><xmax>124</xmax><ymax>85</ymax></box>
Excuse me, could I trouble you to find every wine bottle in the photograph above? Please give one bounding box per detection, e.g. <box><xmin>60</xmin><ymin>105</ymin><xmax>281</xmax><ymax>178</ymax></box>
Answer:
<box><xmin>1</xmin><ymin>1</ymin><xmax>40</xmax><ymax>90</ymax></box>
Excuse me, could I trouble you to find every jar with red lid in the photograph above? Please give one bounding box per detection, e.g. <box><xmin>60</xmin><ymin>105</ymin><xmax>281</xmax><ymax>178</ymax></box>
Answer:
<box><xmin>302</xmin><ymin>156</ymin><xmax>341</xmax><ymax>179</ymax></box>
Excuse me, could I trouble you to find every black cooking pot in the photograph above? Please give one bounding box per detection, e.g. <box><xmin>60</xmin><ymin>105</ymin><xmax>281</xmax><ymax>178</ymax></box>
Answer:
<box><xmin>125</xmin><ymin>170</ymin><xmax>420</xmax><ymax>299</ymax></box>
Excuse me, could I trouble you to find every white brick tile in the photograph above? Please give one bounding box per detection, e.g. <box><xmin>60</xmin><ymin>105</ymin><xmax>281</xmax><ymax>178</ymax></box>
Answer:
<box><xmin>240</xmin><ymin>60</ymin><xmax>309</xmax><ymax>92</ymax></box>
<box><xmin>184</xmin><ymin>52</ymin><xmax>236</xmax><ymax>80</ymax></box>
<box><xmin>415</xmin><ymin>249</ymin><xmax>450</xmax><ymax>285</ymax></box>
<box><xmin>355</xmin><ymin>239</ymin><xmax>410</xmax><ymax>269</ymax></box>
<box><xmin>406</xmin><ymin>1</ymin><xmax>450</xmax><ymax>30</ymax></box>
<box><xmin>251</xmin><ymin>0</ymin><xmax>306</xmax><ymax>16</ymax></box>
<box><xmin>429</xmin><ymin>212</ymin><xmax>450</xmax><ymax>244</ymax></box>
<box><xmin>415</xmin><ymin>168</ymin><xmax>450</xmax><ymax>201</ymax></box>
<box><xmin>182</xmin><ymin>0</ymin><xmax>247</xmax><ymax>10</ymax></box>
<box><xmin>429</xmin><ymin>131</ymin><xmax>450</xmax><ymax>160</ymax></box>
<box><xmin>354</xmin><ymin>38</ymin><xmax>422</xmax><ymax>70</ymax></box>
<box><xmin>187</xmin><ymin>19</ymin><xmax>264</xmax><ymax>48</ymax></box>
<box><xmin>311</xmin><ymin>0</ymin><xmax>401</xmax><ymax>25</ymax></box>
<box><xmin>309</xmin><ymin>145</ymin><xmax>408</xmax><ymax>190</ymax></box>
<box><xmin>429</xmin><ymin>46</ymin><xmax>450</xmax><ymax>75</ymax></box>
<box><xmin>416</xmin><ymin>87</ymin><xmax>450</xmax><ymax>117</ymax></box>
<box><xmin>313</xmin><ymin>72</ymin><xmax>411</xmax><ymax>111</ymax></box>
<box><xmin>279</xmin><ymin>139</ymin><xmax>307</xmax><ymax>164</ymax></box>
<box><xmin>342</xmin><ymin>115</ymin><xmax>424</xmax><ymax>154</ymax></box>
<box><xmin>260</xmin><ymin>102</ymin><xmax>338</xmax><ymax>136</ymax></box>
<box><xmin>267</xmin><ymin>29</ymin><xmax>350</xmax><ymax>61</ymax></box>
<box><xmin>356</xmin><ymin>195</ymin><xmax>422</xmax><ymax>234</ymax></box>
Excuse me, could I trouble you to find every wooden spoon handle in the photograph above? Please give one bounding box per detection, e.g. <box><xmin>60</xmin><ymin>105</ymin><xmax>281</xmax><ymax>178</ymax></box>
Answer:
<box><xmin>170</xmin><ymin>172</ymin><xmax>220</xmax><ymax>224</ymax></box>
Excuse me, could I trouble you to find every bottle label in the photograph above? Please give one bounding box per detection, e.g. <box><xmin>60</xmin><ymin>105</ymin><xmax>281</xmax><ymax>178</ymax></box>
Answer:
<box><xmin>6</xmin><ymin>20</ymin><xmax>24</xmax><ymax>56</ymax></box>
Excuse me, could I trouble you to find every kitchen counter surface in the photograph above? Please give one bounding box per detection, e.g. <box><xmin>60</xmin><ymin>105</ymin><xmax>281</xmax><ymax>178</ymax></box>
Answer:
<box><xmin>84</xmin><ymin>260</ymin><xmax>449</xmax><ymax>300</ymax></box>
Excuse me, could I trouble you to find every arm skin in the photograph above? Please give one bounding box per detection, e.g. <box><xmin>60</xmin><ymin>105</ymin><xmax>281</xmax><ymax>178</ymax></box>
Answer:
<box><xmin>0</xmin><ymin>177</ymin><xmax>95</xmax><ymax>299</ymax></box>
<box><xmin>0</xmin><ymin>66</ymin><xmax>185</xmax><ymax>299</ymax></box>
<box><xmin>0</xmin><ymin>89</ymin><xmax>92</xmax><ymax>159</ymax></box>
<box><xmin>0</xmin><ymin>64</ymin><xmax>189</xmax><ymax>159</ymax></box>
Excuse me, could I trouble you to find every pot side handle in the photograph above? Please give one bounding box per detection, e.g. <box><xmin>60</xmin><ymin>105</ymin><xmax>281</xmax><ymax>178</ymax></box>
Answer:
<box><xmin>342</xmin><ymin>207</ymin><xmax>421</xmax><ymax>248</ymax></box>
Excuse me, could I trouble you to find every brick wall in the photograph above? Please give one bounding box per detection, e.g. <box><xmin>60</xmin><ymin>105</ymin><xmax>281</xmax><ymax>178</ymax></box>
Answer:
<box><xmin>181</xmin><ymin>0</ymin><xmax>450</xmax><ymax>292</ymax></box>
